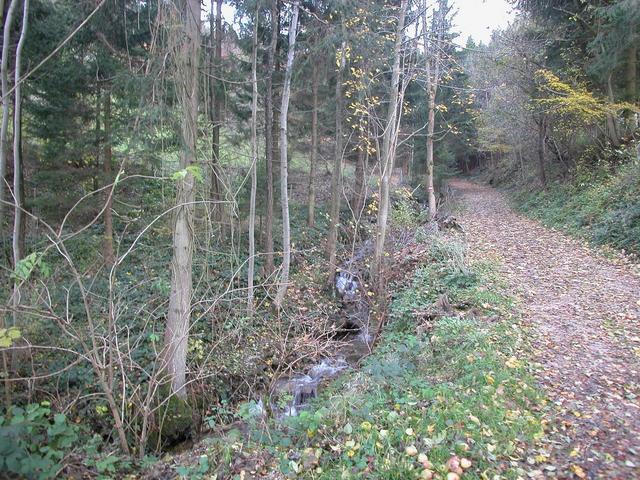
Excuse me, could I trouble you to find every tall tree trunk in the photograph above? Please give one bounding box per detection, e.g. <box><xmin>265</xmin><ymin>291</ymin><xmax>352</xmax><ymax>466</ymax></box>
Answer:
<box><xmin>625</xmin><ymin>41</ymin><xmax>638</xmax><ymax>132</ymax></box>
<box><xmin>263</xmin><ymin>0</ymin><xmax>278</xmax><ymax>276</ymax></box>
<box><xmin>605</xmin><ymin>73</ymin><xmax>621</xmax><ymax>146</ymax></box>
<box><xmin>12</xmin><ymin>0</ymin><xmax>28</xmax><ymax>306</ymax></box>
<box><xmin>0</xmin><ymin>0</ymin><xmax>17</xmax><ymax>236</ymax></box>
<box><xmin>272</xmin><ymin>9</ymin><xmax>282</xmax><ymax>204</ymax></box>
<box><xmin>626</xmin><ymin>43</ymin><xmax>637</xmax><ymax>105</ymax></box>
<box><xmin>518</xmin><ymin>146</ymin><xmax>525</xmax><ymax>181</ymax></box>
<box><xmin>103</xmin><ymin>90</ymin><xmax>115</xmax><ymax>266</ymax></box>
<box><xmin>374</xmin><ymin>0</ymin><xmax>407</xmax><ymax>287</ymax></box>
<box><xmin>209</xmin><ymin>0</ymin><xmax>223</xmax><ymax>233</ymax></box>
<box><xmin>247</xmin><ymin>1</ymin><xmax>259</xmax><ymax>314</ymax></box>
<box><xmin>423</xmin><ymin>0</ymin><xmax>446</xmax><ymax>220</ymax></box>
<box><xmin>163</xmin><ymin>0</ymin><xmax>200</xmax><ymax>398</ymax></box>
<box><xmin>307</xmin><ymin>62</ymin><xmax>318</xmax><ymax>228</ymax></box>
<box><xmin>274</xmin><ymin>0</ymin><xmax>299</xmax><ymax>310</ymax></box>
<box><xmin>536</xmin><ymin>116</ymin><xmax>547</xmax><ymax>188</ymax></box>
<box><xmin>0</xmin><ymin>0</ymin><xmax>17</xmax><ymax>411</ymax></box>
<box><xmin>353</xmin><ymin>149</ymin><xmax>365</xmax><ymax>214</ymax></box>
<box><xmin>95</xmin><ymin>84</ymin><xmax>101</xmax><ymax>193</ymax></box>
<box><xmin>425</xmin><ymin>82</ymin><xmax>437</xmax><ymax>219</ymax></box>
<box><xmin>326</xmin><ymin>32</ymin><xmax>346</xmax><ymax>283</ymax></box>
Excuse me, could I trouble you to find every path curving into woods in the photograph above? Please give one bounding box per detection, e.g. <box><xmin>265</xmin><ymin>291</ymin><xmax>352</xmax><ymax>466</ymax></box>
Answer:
<box><xmin>450</xmin><ymin>179</ymin><xmax>640</xmax><ymax>479</ymax></box>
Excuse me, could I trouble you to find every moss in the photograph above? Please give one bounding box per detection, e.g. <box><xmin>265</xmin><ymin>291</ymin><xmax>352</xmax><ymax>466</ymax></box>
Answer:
<box><xmin>149</xmin><ymin>391</ymin><xmax>194</xmax><ymax>450</ymax></box>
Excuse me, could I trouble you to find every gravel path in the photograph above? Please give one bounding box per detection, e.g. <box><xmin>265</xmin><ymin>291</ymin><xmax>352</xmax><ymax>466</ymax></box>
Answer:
<box><xmin>451</xmin><ymin>179</ymin><xmax>640</xmax><ymax>479</ymax></box>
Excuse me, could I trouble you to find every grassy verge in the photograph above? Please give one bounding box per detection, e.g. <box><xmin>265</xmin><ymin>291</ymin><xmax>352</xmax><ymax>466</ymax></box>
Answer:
<box><xmin>179</xmin><ymin>234</ymin><xmax>546</xmax><ymax>480</ymax></box>
<box><xmin>510</xmin><ymin>159</ymin><xmax>640</xmax><ymax>259</ymax></box>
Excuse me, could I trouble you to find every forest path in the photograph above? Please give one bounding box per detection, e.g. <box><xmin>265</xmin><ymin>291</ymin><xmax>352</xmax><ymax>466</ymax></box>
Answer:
<box><xmin>450</xmin><ymin>179</ymin><xmax>640</xmax><ymax>479</ymax></box>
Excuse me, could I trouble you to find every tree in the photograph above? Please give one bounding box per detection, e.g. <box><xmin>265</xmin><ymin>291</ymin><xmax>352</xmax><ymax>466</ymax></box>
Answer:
<box><xmin>274</xmin><ymin>0</ymin><xmax>299</xmax><ymax>309</ymax></box>
<box><xmin>307</xmin><ymin>60</ymin><xmax>319</xmax><ymax>227</ymax></box>
<box><xmin>247</xmin><ymin>0</ymin><xmax>259</xmax><ymax>314</ymax></box>
<box><xmin>209</xmin><ymin>0</ymin><xmax>224</xmax><ymax>232</ymax></box>
<box><xmin>163</xmin><ymin>0</ymin><xmax>200</xmax><ymax>399</ymax></box>
<box><xmin>373</xmin><ymin>0</ymin><xmax>408</xmax><ymax>287</ymax></box>
<box><xmin>422</xmin><ymin>0</ymin><xmax>451</xmax><ymax>219</ymax></box>
<box><xmin>0</xmin><ymin>0</ymin><xmax>18</xmax><ymax>236</ymax></box>
<box><xmin>102</xmin><ymin>89</ymin><xmax>115</xmax><ymax>266</ymax></box>
<box><xmin>326</xmin><ymin>23</ymin><xmax>346</xmax><ymax>283</ymax></box>
<box><xmin>12</xmin><ymin>0</ymin><xmax>30</xmax><ymax>328</ymax></box>
<box><xmin>263</xmin><ymin>0</ymin><xmax>279</xmax><ymax>276</ymax></box>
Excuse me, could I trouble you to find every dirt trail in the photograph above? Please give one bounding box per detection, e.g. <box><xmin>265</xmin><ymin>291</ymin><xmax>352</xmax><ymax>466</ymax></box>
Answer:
<box><xmin>450</xmin><ymin>179</ymin><xmax>640</xmax><ymax>479</ymax></box>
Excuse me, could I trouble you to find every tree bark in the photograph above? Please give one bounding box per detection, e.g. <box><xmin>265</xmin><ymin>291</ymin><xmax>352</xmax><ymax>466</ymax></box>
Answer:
<box><xmin>209</xmin><ymin>0</ymin><xmax>223</xmax><ymax>233</ymax></box>
<box><xmin>625</xmin><ymin>42</ymin><xmax>638</xmax><ymax>123</ymax></box>
<box><xmin>326</xmin><ymin>32</ymin><xmax>346</xmax><ymax>283</ymax></box>
<box><xmin>353</xmin><ymin>144</ymin><xmax>368</xmax><ymax>216</ymax></box>
<box><xmin>605</xmin><ymin>73</ymin><xmax>620</xmax><ymax>146</ymax></box>
<box><xmin>263</xmin><ymin>0</ymin><xmax>278</xmax><ymax>276</ymax></box>
<box><xmin>13</xmin><ymin>0</ymin><xmax>28</xmax><ymax>288</ymax></box>
<box><xmin>423</xmin><ymin>0</ymin><xmax>446</xmax><ymax>220</ymax></box>
<box><xmin>103</xmin><ymin>90</ymin><xmax>115</xmax><ymax>266</ymax></box>
<box><xmin>374</xmin><ymin>0</ymin><xmax>407</xmax><ymax>287</ymax></box>
<box><xmin>0</xmin><ymin>0</ymin><xmax>17</xmax><ymax>235</ymax></box>
<box><xmin>274</xmin><ymin>0</ymin><xmax>299</xmax><ymax>310</ymax></box>
<box><xmin>536</xmin><ymin>116</ymin><xmax>547</xmax><ymax>188</ymax></box>
<box><xmin>425</xmin><ymin>82</ymin><xmax>437</xmax><ymax>219</ymax></box>
<box><xmin>1</xmin><ymin>0</ymin><xmax>17</xmax><ymax>409</ymax></box>
<box><xmin>307</xmin><ymin>62</ymin><xmax>318</xmax><ymax>228</ymax></box>
<box><xmin>247</xmin><ymin>1</ymin><xmax>259</xmax><ymax>314</ymax></box>
<box><xmin>163</xmin><ymin>0</ymin><xmax>200</xmax><ymax>398</ymax></box>
<box><xmin>627</xmin><ymin>43</ymin><xmax>637</xmax><ymax>104</ymax></box>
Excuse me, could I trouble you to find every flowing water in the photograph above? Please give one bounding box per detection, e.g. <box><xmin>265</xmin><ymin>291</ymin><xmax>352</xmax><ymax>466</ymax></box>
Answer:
<box><xmin>269</xmin><ymin>242</ymin><xmax>374</xmax><ymax>418</ymax></box>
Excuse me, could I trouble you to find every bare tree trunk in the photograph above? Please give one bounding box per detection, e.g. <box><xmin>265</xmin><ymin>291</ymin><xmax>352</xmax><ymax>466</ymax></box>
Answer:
<box><xmin>374</xmin><ymin>0</ymin><xmax>407</xmax><ymax>287</ymax></box>
<box><xmin>103</xmin><ymin>90</ymin><xmax>115</xmax><ymax>266</ymax></box>
<box><xmin>326</xmin><ymin>32</ymin><xmax>346</xmax><ymax>284</ymax></box>
<box><xmin>0</xmin><ymin>0</ymin><xmax>17</xmax><ymax>409</ymax></box>
<box><xmin>263</xmin><ymin>0</ymin><xmax>278</xmax><ymax>276</ymax></box>
<box><xmin>209</xmin><ymin>0</ymin><xmax>223</xmax><ymax>233</ymax></box>
<box><xmin>12</xmin><ymin>0</ymin><xmax>29</xmax><ymax>319</ymax></box>
<box><xmin>536</xmin><ymin>116</ymin><xmax>547</xmax><ymax>188</ymax></box>
<box><xmin>247</xmin><ymin>1</ymin><xmax>259</xmax><ymax>314</ymax></box>
<box><xmin>353</xmin><ymin>147</ymin><xmax>366</xmax><ymax>215</ymax></box>
<box><xmin>425</xmin><ymin>83</ymin><xmax>437</xmax><ymax>218</ymax></box>
<box><xmin>0</xmin><ymin>0</ymin><xmax>17</xmax><ymax>235</ymax></box>
<box><xmin>423</xmin><ymin>0</ymin><xmax>447</xmax><ymax>220</ymax></box>
<box><xmin>163</xmin><ymin>0</ymin><xmax>200</xmax><ymax>398</ymax></box>
<box><xmin>518</xmin><ymin>146</ymin><xmax>525</xmax><ymax>181</ymax></box>
<box><xmin>605</xmin><ymin>73</ymin><xmax>620</xmax><ymax>146</ymax></box>
<box><xmin>272</xmin><ymin>12</ymin><xmax>282</xmax><ymax>203</ymax></box>
<box><xmin>274</xmin><ymin>0</ymin><xmax>299</xmax><ymax>310</ymax></box>
<box><xmin>625</xmin><ymin>41</ymin><xmax>638</xmax><ymax>130</ymax></box>
<box><xmin>627</xmin><ymin>42</ymin><xmax>637</xmax><ymax>105</ymax></box>
<box><xmin>307</xmin><ymin>62</ymin><xmax>318</xmax><ymax>228</ymax></box>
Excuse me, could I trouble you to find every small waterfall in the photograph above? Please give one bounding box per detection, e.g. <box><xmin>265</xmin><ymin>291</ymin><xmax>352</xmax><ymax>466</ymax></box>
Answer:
<box><xmin>268</xmin><ymin>242</ymin><xmax>374</xmax><ymax>418</ymax></box>
<box><xmin>271</xmin><ymin>357</ymin><xmax>349</xmax><ymax>417</ymax></box>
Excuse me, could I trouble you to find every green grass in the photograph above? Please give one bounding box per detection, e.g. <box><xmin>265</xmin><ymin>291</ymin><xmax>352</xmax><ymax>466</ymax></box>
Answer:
<box><xmin>511</xmin><ymin>159</ymin><xmax>640</xmax><ymax>257</ymax></box>
<box><xmin>191</xmin><ymin>235</ymin><xmax>546</xmax><ymax>480</ymax></box>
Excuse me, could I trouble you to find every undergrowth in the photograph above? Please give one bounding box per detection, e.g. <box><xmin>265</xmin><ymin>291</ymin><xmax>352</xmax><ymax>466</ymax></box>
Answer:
<box><xmin>511</xmin><ymin>156</ymin><xmax>640</xmax><ymax>258</ymax></box>
<box><xmin>180</xmin><ymin>235</ymin><xmax>545</xmax><ymax>479</ymax></box>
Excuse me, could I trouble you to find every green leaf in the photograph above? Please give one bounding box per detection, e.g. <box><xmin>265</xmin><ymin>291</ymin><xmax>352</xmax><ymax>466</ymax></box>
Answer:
<box><xmin>7</xmin><ymin>328</ymin><xmax>20</xmax><ymax>340</ymax></box>
<box><xmin>171</xmin><ymin>169</ymin><xmax>188</xmax><ymax>181</ymax></box>
<box><xmin>186</xmin><ymin>165</ymin><xmax>204</xmax><ymax>183</ymax></box>
<box><xmin>172</xmin><ymin>165</ymin><xmax>204</xmax><ymax>184</ymax></box>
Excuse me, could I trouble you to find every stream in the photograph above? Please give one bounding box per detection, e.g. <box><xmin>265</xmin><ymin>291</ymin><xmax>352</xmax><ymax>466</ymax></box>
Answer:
<box><xmin>269</xmin><ymin>240</ymin><xmax>374</xmax><ymax>418</ymax></box>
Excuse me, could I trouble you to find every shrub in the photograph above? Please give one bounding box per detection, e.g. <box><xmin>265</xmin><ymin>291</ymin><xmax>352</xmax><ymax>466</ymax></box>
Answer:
<box><xmin>0</xmin><ymin>402</ymin><xmax>79</xmax><ymax>479</ymax></box>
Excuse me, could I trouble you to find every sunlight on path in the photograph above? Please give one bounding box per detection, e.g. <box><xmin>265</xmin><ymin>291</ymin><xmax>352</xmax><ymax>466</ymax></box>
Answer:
<box><xmin>451</xmin><ymin>179</ymin><xmax>640</xmax><ymax>479</ymax></box>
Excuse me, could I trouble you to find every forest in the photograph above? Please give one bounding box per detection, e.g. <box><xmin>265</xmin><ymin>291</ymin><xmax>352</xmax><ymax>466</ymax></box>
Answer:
<box><xmin>0</xmin><ymin>0</ymin><xmax>638</xmax><ymax>478</ymax></box>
